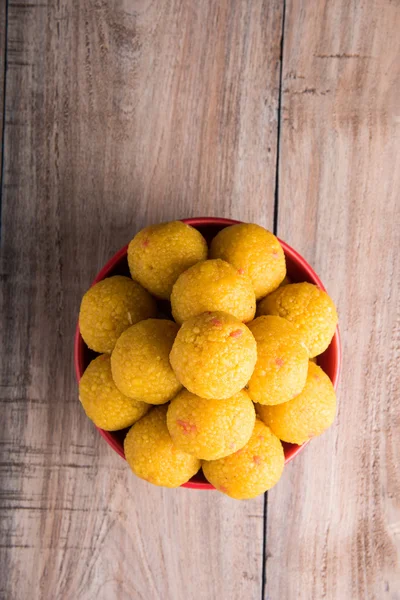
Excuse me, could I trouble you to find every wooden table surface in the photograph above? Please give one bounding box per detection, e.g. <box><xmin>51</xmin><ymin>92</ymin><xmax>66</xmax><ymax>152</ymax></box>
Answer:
<box><xmin>1</xmin><ymin>1</ymin><xmax>399</xmax><ymax>599</ymax></box>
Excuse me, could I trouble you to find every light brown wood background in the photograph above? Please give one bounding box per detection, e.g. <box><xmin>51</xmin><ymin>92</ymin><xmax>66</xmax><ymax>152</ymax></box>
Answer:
<box><xmin>0</xmin><ymin>1</ymin><xmax>398</xmax><ymax>599</ymax></box>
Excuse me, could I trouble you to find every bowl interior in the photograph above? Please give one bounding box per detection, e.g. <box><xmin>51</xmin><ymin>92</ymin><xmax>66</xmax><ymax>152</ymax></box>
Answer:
<box><xmin>75</xmin><ymin>218</ymin><xmax>341</xmax><ymax>490</ymax></box>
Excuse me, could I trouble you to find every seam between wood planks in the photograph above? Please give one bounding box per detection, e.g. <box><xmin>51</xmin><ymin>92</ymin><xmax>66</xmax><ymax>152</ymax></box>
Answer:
<box><xmin>262</xmin><ymin>0</ymin><xmax>287</xmax><ymax>598</ymax></box>
<box><xmin>261</xmin><ymin>492</ymin><xmax>268</xmax><ymax>600</ymax></box>
<box><xmin>272</xmin><ymin>0</ymin><xmax>286</xmax><ymax>239</ymax></box>
<box><xmin>0</xmin><ymin>0</ymin><xmax>9</xmax><ymax>238</ymax></box>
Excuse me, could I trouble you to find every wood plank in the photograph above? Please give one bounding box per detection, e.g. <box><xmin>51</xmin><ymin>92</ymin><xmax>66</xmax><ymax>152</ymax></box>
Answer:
<box><xmin>0</xmin><ymin>0</ymin><xmax>7</xmax><ymax>190</ymax></box>
<box><xmin>266</xmin><ymin>1</ymin><xmax>400</xmax><ymax>599</ymax></box>
<box><xmin>0</xmin><ymin>1</ymin><xmax>283</xmax><ymax>598</ymax></box>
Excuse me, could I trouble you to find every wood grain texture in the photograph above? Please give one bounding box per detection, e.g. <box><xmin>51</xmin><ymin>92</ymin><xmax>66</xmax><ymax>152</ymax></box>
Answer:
<box><xmin>266</xmin><ymin>1</ymin><xmax>400</xmax><ymax>599</ymax></box>
<box><xmin>0</xmin><ymin>0</ymin><xmax>6</xmax><ymax>190</ymax></box>
<box><xmin>0</xmin><ymin>1</ymin><xmax>283</xmax><ymax>599</ymax></box>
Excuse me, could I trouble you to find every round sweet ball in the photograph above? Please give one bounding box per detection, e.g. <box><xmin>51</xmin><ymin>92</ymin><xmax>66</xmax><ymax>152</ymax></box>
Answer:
<box><xmin>111</xmin><ymin>319</ymin><xmax>182</xmax><ymax>404</ymax></box>
<box><xmin>170</xmin><ymin>311</ymin><xmax>257</xmax><ymax>400</ymax></box>
<box><xmin>127</xmin><ymin>221</ymin><xmax>208</xmax><ymax>299</ymax></box>
<box><xmin>256</xmin><ymin>361</ymin><xmax>337</xmax><ymax>444</ymax></box>
<box><xmin>210</xmin><ymin>223</ymin><xmax>286</xmax><ymax>300</ymax></box>
<box><xmin>171</xmin><ymin>259</ymin><xmax>256</xmax><ymax>325</ymax></box>
<box><xmin>79</xmin><ymin>276</ymin><xmax>157</xmax><ymax>354</ymax></box>
<box><xmin>167</xmin><ymin>389</ymin><xmax>256</xmax><ymax>460</ymax></box>
<box><xmin>257</xmin><ymin>282</ymin><xmax>338</xmax><ymax>357</ymax></box>
<box><xmin>247</xmin><ymin>316</ymin><xmax>309</xmax><ymax>405</ymax></box>
<box><xmin>79</xmin><ymin>355</ymin><xmax>149</xmax><ymax>430</ymax></box>
<box><xmin>124</xmin><ymin>406</ymin><xmax>201</xmax><ymax>487</ymax></box>
<box><xmin>202</xmin><ymin>419</ymin><xmax>285</xmax><ymax>499</ymax></box>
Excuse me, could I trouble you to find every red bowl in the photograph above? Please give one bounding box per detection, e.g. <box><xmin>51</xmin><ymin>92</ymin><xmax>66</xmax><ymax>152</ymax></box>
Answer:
<box><xmin>74</xmin><ymin>217</ymin><xmax>341</xmax><ymax>490</ymax></box>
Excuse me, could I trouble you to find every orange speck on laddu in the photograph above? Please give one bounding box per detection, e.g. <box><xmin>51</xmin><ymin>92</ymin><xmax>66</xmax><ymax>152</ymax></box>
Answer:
<box><xmin>238</xmin><ymin>268</ymin><xmax>245</xmax><ymax>275</ymax></box>
<box><xmin>253</xmin><ymin>456</ymin><xmax>261</xmax><ymax>465</ymax></box>
<box><xmin>230</xmin><ymin>329</ymin><xmax>243</xmax><ymax>338</ymax></box>
<box><xmin>142</xmin><ymin>238</ymin><xmax>149</xmax><ymax>247</ymax></box>
<box><xmin>176</xmin><ymin>420</ymin><xmax>197</xmax><ymax>435</ymax></box>
<box><xmin>210</xmin><ymin>318</ymin><xmax>222</xmax><ymax>326</ymax></box>
<box><xmin>275</xmin><ymin>357</ymin><xmax>285</xmax><ymax>367</ymax></box>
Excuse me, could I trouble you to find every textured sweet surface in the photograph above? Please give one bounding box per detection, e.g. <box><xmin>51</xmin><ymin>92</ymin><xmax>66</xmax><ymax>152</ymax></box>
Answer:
<box><xmin>171</xmin><ymin>259</ymin><xmax>256</xmax><ymax>324</ymax></box>
<box><xmin>167</xmin><ymin>389</ymin><xmax>256</xmax><ymax>460</ymax></box>
<box><xmin>79</xmin><ymin>355</ymin><xmax>150</xmax><ymax>430</ymax></box>
<box><xmin>202</xmin><ymin>419</ymin><xmax>284</xmax><ymax>499</ymax></box>
<box><xmin>257</xmin><ymin>282</ymin><xmax>338</xmax><ymax>358</ymax></box>
<box><xmin>210</xmin><ymin>223</ymin><xmax>286</xmax><ymax>299</ymax></box>
<box><xmin>124</xmin><ymin>406</ymin><xmax>201</xmax><ymax>487</ymax></box>
<box><xmin>170</xmin><ymin>311</ymin><xmax>257</xmax><ymax>399</ymax></box>
<box><xmin>79</xmin><ymin>276</ymin><xmax>157</xmax><ymax>354</ymax></box>
<box><xmin>247</xmin><ymin>316</ymin><xmax>309</xmax><ymax>405</ymax></box>
<box><xmin>127</xmin><ymin>221</ymin><xmax>208</xmax><ymax>299</ymax></box>
<box><xmin>111</xmin><ymin>319</ymin><xmax>182</xmax><ymax>404</ymax></box>
<box><xmin>256</xmin><ymin>361</ymin><xmax>337</xmax><ymax>444</ymax></box>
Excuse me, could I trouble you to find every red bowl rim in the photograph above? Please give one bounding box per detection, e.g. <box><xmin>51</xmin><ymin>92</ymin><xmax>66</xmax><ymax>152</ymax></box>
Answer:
<box><xmin>74</xmin><ymin>217</ymin><xmax>341</xmax><ymax>490</ymax></box>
